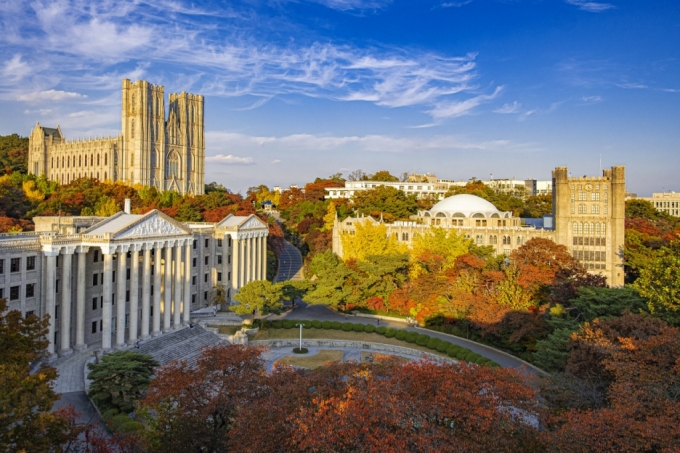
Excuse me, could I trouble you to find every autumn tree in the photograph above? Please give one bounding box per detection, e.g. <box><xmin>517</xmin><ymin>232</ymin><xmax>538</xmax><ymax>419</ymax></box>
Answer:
<box><xmin>351</xmin><ymin>185</ymin><xmax>419</xmax><ymax>221</ymax></box>
<box><xmin>410</xmin><ymin>226</ymin><xmax>471</xmax><ymax>276</ymax></box>
<box><xmin>140</xmin><ymin>344</ymin><xmax>268</xmax><ymax>453</ymax></box>
<box><xmin>231</xmin><ymin>280</ymin><xmax>283</xmax><ymax>322</ymax></box>
<box><xmin>0</xmin><ymin>134</ymin><xmax>28</xmax><ymax>175</ymax></box>
<box><xmin>634</xmin><ymin>240</ymin><xmax>680</xmax><ymax>325</ymax></box>
<box><xmin>340</xmin><ymin>219</ymin><xmax>406</xmax><ymax>261</ymax></box>
<box><xmin>371</xmin><ymin>170</ymin><xmax>399</xmax><ymax>182</ymax></box>
<box><xmin>304</xmin><ymin>250</ymin><xmax>358</xmax><ymax>309</ymax></box>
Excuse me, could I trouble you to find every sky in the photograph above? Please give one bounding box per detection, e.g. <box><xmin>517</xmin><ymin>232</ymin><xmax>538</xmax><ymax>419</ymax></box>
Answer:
<box><xmin>0</xmin><ymin>0</ymin><xmax>678</xmax><ymax>196</ymax></box>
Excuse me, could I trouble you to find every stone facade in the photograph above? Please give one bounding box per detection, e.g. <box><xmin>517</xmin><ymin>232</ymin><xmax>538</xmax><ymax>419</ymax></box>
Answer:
<box><xmin>0</xmin><ymin>210</ymin><xmax>267</xmax><ymax>359</ymax></box>
<box><xmin>27</xmin><ymin>79</ymin><xmax>205</xmax><ymax>195</ymax></box>
<box><xmin>333</xmin><ymin>166</ymin><xmax>625</xmax><ymax>286</ymax></box>
<box><xmin>635</xmin><ymin>192</ymin><xmax>680</xmax><ymax>217</ymax></box>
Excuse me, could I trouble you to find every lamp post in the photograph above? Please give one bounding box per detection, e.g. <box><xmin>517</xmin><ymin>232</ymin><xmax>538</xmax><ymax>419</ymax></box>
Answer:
<box><xmin>296</xmin><ymin>323</ymin><xmax>303</xmax><ymax>350</ymax></box>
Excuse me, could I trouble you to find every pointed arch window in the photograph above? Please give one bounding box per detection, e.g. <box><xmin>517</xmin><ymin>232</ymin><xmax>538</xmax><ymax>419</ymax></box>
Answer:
<box><xmin>104</xmin><ymin>153</ymin><xmax>108</xmax><ymax>165</ymax></box>
<box><xmin>131</xmin><ymin>119</ymin><xmax>135</xmax><ymax>139</ymax></box>
<box><xmin>168</xmin><ymin>152</ymin><xmax>180</xmax><ymax>179</ymax></box>
<box><xmin>97</xmin><ymin>154</ymin><xmax>100</xmax><ymax>166</ymax></box>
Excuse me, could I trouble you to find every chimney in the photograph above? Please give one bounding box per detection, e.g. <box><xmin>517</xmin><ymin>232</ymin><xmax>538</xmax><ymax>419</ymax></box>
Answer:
<box><xmin>124</xmin><ymin>199</ymin><xmax>131</xmax><ymax>215</ymax></box>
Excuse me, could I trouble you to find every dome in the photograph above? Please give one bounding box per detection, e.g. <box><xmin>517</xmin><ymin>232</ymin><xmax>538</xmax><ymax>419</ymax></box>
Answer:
<box><xmin>429</xmin><ymin>194</ymin><xmax>500</xmax><ymax>218</ymax></box>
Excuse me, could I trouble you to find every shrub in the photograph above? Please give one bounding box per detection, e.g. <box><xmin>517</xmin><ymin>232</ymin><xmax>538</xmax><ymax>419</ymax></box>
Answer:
<box><xmin>456</xmin><ymin>349</ymin><xmax>470</xmax><ymax>360</ymax></box>
<box><xmin>438</xmin><ymin>342</ymin><xmax>453</xmax><ymax>353</ymax></box>
<box><xmin>489</xmin><ymin>362</ymin><xmax>501</xmax><ymax>368</ymax></box>
<box><xmin>416</xmin><ymin>334</ymin><xmax>430</xmax><ymax>346</ymax></box>
<box><xmin>331</xmin><ymin>321</ymin><xmax>342</xmax><ymax>330</ymax></box>
<box><xmin>405</xmin><ymin>332</ymin><xmax>419</xmax><ymax>343</ymax></box>
<box><xmin>426</xmin><ymin>337</ymin><xmax>441</xmax><ymax>350</ymax></box>
<box><xmin>108</xmin><ymin>414</ymin><xmax>132</xmax><ymax>431</ymax></box>
<box><xmin>102</xmin><ymin>408</ymin><xmax>119</xmax><ymax>420</ymax></box>
<box><xmin>117</xmin><ymin>421</ymin><xmax>143</xmax><ymax>434</ymax></box>
<box><xmin>271</xmin><ymin>320</ymin><xmax>282</xmax><ymax>329</ymax></box>
<box><xmin>261</xmin><ymin>320</ymin><xmax>272</xmax><ymax>329</ymax></box>
<box><xmin>312</xmin><ymin>320</ymin><xmax>322</xmax><ymax>329</ymax></box>
<box><xmin>364</xmin><ymin>324</ymin><xmax>375</xmax><ymax>333</ymax></box>
<box><xmin>395</xmin><ymin>330</ymin><xmax>407</xmax><ymax>341</ymax></box>
<box><xmin>352</xmin><ymin>323</ymin><xmax>365</xmax><ymax>332</ymax></box>
<box><xmin>375</xmin><ymin>326</ymin><xmax>386</xmax><ymax>335</ymax></box>
<box><xmin>465</xmin><ymin>352</ymin><xmax>482</xmax><ymax>362</ymax></box>
<box><xmin>476</xmin><ymin>358</ymin><xmax>491</xmax><ymax>366</ymax></box>
<box><xmin>302</xmin><ymin>320</ymin><xmax>312</xmax><ymax>329</ymax></box>
<box><xmin>384</xmin><ymin>328</ymin><xmax>397</xmax><ymax>338</ymax></box>
<box><xmin>282</xmin><ymin>320</ymin><xmax>293</xmax><ymax>329</ymax></box>
<box><xmin>446</xmin><ymin>345</ymin><xmax>461</xmax><ymax>358</ymax></box>
<box><xmin>341</xmin><ymin>322</ymin><xmax>353</xmax><ymax>332</ymax></box>
<box><xmin>322</xmin><ymin>321</ymin><xmax>333</xmax><ymax>329</ymax></box>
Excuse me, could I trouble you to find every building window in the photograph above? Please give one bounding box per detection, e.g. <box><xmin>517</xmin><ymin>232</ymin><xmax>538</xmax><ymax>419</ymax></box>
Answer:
<box><xmin>10</xmin><ymin>286</ymin><xmax>19</xmax><ymax>300</ymax></box>
<box><xmin>94</xmin><ymin>250</ymin><xmax>99</xmax><ymax>262</ymax></box>
<box><xmin>217</xmin><ymin>255</ymin><xmax>222</xmax><ymax>264</ymax></box>
<box><xmin>151</xmin><ymin>285</ymin><xmax>154</xmax><ymax>296</ymax></box>
<box><xmin>93</xmin><ymin>274</ymin><xmax>98</xmax><ymax>286</ymax></box>
<box><xmin>193</xmin><ymin>240</ymin><xmax>197</xmax><ymax>249</ymax></box>
<box><xmin>0</xmin><ymin>289</ymin><xmax>3</xmax><ymax>298</ymax></box>
<box><xmin>126</xmin><ymin>268</ymin><xmax>131</xmax><ymax>280</ymax></box>
<box><xmin>204</xmin><ymin>291</ymin><xmax>208</xmax><ymax>301</ymax></box>
<box><xmin>112</xmin><ymin>271</ymin><xmax>115</xmax><ymax>283</ymax></box>
<box><xmin>205</xmin><ymin>238</ymin><xmax>209</xmax><ymax>248</ymax></box>
<box><xmin>192</xmin><ymin>276</ymin><xmax>196</xmax><ymax>285</ymax></box>
<box><xmin>151</xmin><ymin>264</ymin><xmax>154</xmax><ymax>276</ymax></box>
<box><xmin>228</xmin><ymin>272</ymin><xmax>231</xmax><ymax>281</ymax></box>
<box><xmin>26</xmin><ymin>256</ymin><xmax>36</xmax><ymax>271</ymax></box>
<box><xmin>192</xmin><ymin>294</ymin><xmax>196</xmax><ymax>304</ymax></box>
<box><xmin>126</xmin><ymin>290</ymin><xmax>130</xmax><ymax>302</ymax></box>
<box><xmin>92</xmin><ymin>321</ymin><xmax>97</xmax><ymax>334</ymax></box>
<box><xmin>56</xmin><ymin>279</ymin><xmax>60</xmax><ymax>294</ymax></box>
<box><xmin>204</xmin><ymin>256</ymin><xmax>209</xmax><ymax>265</ymax></box>
<box><xmin>93</xmin><ymin>297</ymin><xmax>98</xmax><ymax>310</ymax></box>
<box><xmin>578</xmin><ymin>204</ymin><xmax>586</xmax><ymax>214</ymax></box>
<box><xmin>193</xmin><ymin>258</ymin><xmax>197</xmax><ymax>268</ymax></box>
<box><xmin>168</xmin><ymin>152</ymin><xmax>179</xmax><ymax>178</ymax></box>
<box><xmin>591</xmin><ymin>192</ymin><xmax>600</xmax><ymax>201</ymax></box>
<box><xmin>204</xmin><ymin>273</ymin><xmax>208</xmax><ymax>283</ymax></box>
<box><xmin>0</xmin><ymin>259</ymin><xmax>3</xmax><ymax>274</ymax></box>
<box><xmin>10</xmin><ymin>258</ymin><xmax>20</xmax><ymax>273</ymax></box>
<box><xmin>26</xmin><ymin>284</ymin><xmax>35</xmax><ymax>298</ymax></box>
<box><xmin>26</xmin><ymin>310</ymin><xmax>34</xmax><ymax>318</ymax></box>
<box><xmin>592</xmin><ymin>205</ymin><xmax>600</xmax><ymax>214</ymax></box>
<box><xmin>217</xmin><ymin>239</ymin><xmax>222</xmax><ymax>247</ymax></box>
<box><xmin>218</xmin><ymin>272</ymin><xmax>222</xmax><ymax>282</ymax></box>
<box><xmin>402</xmin><ymin>232</ymin><xmax>409</xmax><ymax>241</ymax></box>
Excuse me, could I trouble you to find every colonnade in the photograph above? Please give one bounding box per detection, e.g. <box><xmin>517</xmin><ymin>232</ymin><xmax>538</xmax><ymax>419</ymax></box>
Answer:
<box><xmin>229</xmin><ymin>233</ymin><xmax>267</xmax><ymax>292</ymax></box>
<box><xmin>44</xmin><ymin>238</ymin><xmax>194</xmax><ymax>356</ymax></box>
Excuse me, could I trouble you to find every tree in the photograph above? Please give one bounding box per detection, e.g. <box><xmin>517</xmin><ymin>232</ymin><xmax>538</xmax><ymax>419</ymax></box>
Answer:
<box><xmin>0</xmin><ymin>299</ymin><xmax>80</xmax><ymax>452</ymax></box>
<box><xmin>353</xmin><ymin>253</ymin><xmax>410</xmax><ymax>302</ymax></box>
<box><xmin>277</xmin><ymin>280</ymin><xmax>310</xmax><ymax>307</ymax></box>
<box><xmin>347</xmin><ymin>169</ymin><xmax>366</xmax><ymax>181</ymax></box>
<box><xmin>304</xmin><ymin>250</ymin><xmax>357</xmax><ymax>309</ymax></box>
<box><xmin>231</xmin><ymin>280</ymin><xmax>283</xmax><ymax>322</ymax></box>
<box><xmin>0</xmin><ymin>134</ymin><xmax>28</xmax><ymax>175</ymax></box>
<box><xmin>371</xmin><ymin>170</ymin><xmax>399</xmax><ymax>182</ymax></box>
<box><xmin>210</xmin><ymin>284</ymin><xmax>227</xmax><ymax>307</ymax></box>
<box><xmin>352</xmin><ymin>185</ymin><xmax>419</xmax><ymax>221</ymax></box>
<box><xmin>87</xmin><ymin>350</ymin><xmax>158</xmax><ymax>413</ymax></box>
<box><xmin>634</xmin><ymin>242</ymin><xmax>680</xmax><ymax>325</ymax></box>
<box><xmin>141</xmin><ymin>344</ymin><xmax>268</xmax><ymax>453</ymax></box>
<box><xmin>322</xmin><ymin>201</ymin><xmax>336</xmax><ymax>231</ymax></box>
<box><xmin>340</xmin><ymin>219</ymin><xmax>406</xmax><ymax>261</ymax></box>
<box><xmin>410</xmin><ymin>226</ymin><xmax>471</xmax><ymax>276</ymax></box>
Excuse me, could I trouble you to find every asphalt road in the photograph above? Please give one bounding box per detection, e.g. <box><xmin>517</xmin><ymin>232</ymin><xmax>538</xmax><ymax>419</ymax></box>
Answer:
<box><xmin>275</xmin><ymin>241</ymin><xmax>303</xmax><ymax>282</ymax></box>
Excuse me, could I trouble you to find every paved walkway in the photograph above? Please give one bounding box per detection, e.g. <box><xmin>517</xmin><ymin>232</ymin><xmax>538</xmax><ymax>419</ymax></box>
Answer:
<box><xmin>275</xmin><ymin>240</ymin><xmax>303</xmax><ymax>282</ymax></box>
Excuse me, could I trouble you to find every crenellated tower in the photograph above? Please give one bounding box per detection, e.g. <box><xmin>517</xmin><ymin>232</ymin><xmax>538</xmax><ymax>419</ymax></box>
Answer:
<box><xmin>166</xmin><ymin>91</ymin><xmax>205</xmax><ymax>195</ymax></box>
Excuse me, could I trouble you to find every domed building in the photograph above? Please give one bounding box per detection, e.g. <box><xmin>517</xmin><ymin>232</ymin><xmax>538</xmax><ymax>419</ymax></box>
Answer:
<box><xmin>333</xmin><ymin>166</ymin><xmax>626</xmax><ymax>286</ymax></box>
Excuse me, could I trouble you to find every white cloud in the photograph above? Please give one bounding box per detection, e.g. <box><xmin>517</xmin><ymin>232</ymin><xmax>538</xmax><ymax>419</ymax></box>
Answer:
<box><xmin>17</xmin><ymin>89</ymin><xmax>86</xmax><ymax>102</ymax></box>
<box><xmin>565</xmin><ymin>0</ymin><xmax>615</xmax><ymax>12</ymax></box>
<box><xmin>23</xmin><ymin>108</ymin><xmax>53</xmax><ymax>115</ymax></box>
<box><xmin>427</xmin><ymin>86</ymin><xmax>503</xmax><ymax>120</ymax></box>
<box><xmin>69</xmin><ymin>110</ymin><xmax>95</xmax><ymax>118</ymax></box>
<box><xmin>580</xmin><ymin>95</ymin><xmax>602</xmax><ymax>102</ymax></box>
<box><xmin>440</xmin><ymin>1</ymin><xmax>473</xmax><ymax>8</ymax></box>
<box><xmin>494</xmin><ymin>101</ymin><xmax>521</xmax><ymax>114</ymax></box>
<box><xmin>307</xmin><ymin>0</ymin><xmax>392</xmax><ymax>11</ymax></box>
<box><xmin>206</xmin><ymin>154</ymin><xmax>255</xmax><ymax>165</ymax></box>
<box><xmin>271</xmin><ymin>159</ymin><xmax>282</xmax><ymax>164</ymax></box>
<box><xmin>2</xmin><ymin>55</ymin><xmax>32</xmax><ymax>81</ymax></box>
<box><xmin>616</xmin><ymin>82</ymin><xmax>648</xmax><ymax>89</ymax></box>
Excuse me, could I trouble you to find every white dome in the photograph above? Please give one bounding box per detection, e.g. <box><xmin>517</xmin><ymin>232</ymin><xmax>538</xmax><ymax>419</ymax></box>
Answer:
<box><xmin>429</xmin><ymin>194</ymin><xmax>500</xmax><ymax>217</ymax></box>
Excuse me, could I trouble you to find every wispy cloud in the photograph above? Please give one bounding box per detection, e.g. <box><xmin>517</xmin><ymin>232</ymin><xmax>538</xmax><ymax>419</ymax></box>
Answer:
<box><xmin>427</xmin><ymin>86</ymin><xmax>503</xmax><ymax>121</ymax></box>
<box><xmin>616</xmin><ymin>82</ymin><xmax>648</xmax><ymax>89</ymax></box>
<box><xmin>23</xmin><ymin>108</ymin><xmax>53</xmax><ymax>115</ymax></box>
<box><xmin>271</xmin><ymin>159</ymin><xmax>282</xmax><ymax>164</ymax></box>
<box><xmin>565</xmin><ymin>0</ymin><xmax>615</xmax><ymax>12</ymax></box>
<box><xmin>440</xmin><ymin>1</ymin><xmax>473</xmax><ymax>8</ymax></box>
<box><xmin>17</xmin><ymin>89</ymin><xmax>86</xmax><ymax>102</ymax></box>
<box><xmin>580</xmin><ymin>95</ymin><xmax>603</xmax><ymax>102</ymax></box>
<box><xmin>494</xmin><ymin>101</ymin><xmax>521</xmax><ymax>114</ymax></box>
<box><xmin>2</xmin><ymin>54</ymin><xmax>32</xmax><ymax>82</ymax></box>
<box><xmin>305</xmin><ymin>0</ymin><xmax>392</xmax><ymax>11</ymax></box>
<box><xmin>206</xmin><ymin>154</ymin><xmax>255</xmax><ymax>165</ymax></box>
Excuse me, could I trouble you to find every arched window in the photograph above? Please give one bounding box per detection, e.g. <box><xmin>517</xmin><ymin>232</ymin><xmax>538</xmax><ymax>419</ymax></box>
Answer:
<box><xmin>104</xmin><ymin>153</ymin><xmax>108</xmax><ymax>165</ymax></box>
<box><xmin>592</xmin><ymin>205</ymin><xmax>600</xmax><ymax>214</ymax></box>
<box><xmin>79</xmin><ymin>155</ymin><xmax>82</xmax><ymax>166</ymax></box>
<box><xmin>151</xmin><ymin>150</ymin><xmax>157</xmax><ymax>168</ymax></box>
<box><xmin>602</xmin><ymin>223</ymin><xmax>606</xmax><ymax>235</ymax></box>
<box><xmin>91</xmin><ymin>154</ymin><xmax>94</xmax><ymax>166</ymax></box>
<box><xmin>476</xmin><ymin>235</ymin><xmax>483</xmax><ymax>245</ymax></box>
<box><xmin>67</xmin><ymin>156</ymin><xmax>70</xmax><ymax>167</ymax></box>
<box><xmin>51</xmin><ymin>157</ymin><xmax>54</xmax><ymax>168</ymax></box>
<box><xmin>62</xmin><ymin>156</ymin><xmax>64</xmax><ymax>167</ymax></box>
<box><xmin>168</xmin><ymin>152</ymin><xmax>180</xmax><ymax>179</ymax></box>
<box><xmin>131</xmin><ymin>94</ymin><xmax>136</xmax><ymax>113</ymax></box>
<box><xmin>578</xmin><ymin>204</ymin><xmax>586</xmax><ymax>214</ymax></box>
<box><xmin>97</xmin><ymin>172</ymin><xmax>99</xmax><ymax>179</ymax></box>
<box><xmin>97</xmin><ymin>154</ymin><xmax>100</xmax><ymax>165</ymax></box>
<box><xmin>104</xmin><ymin>172</ymin><xmax>107</xmax><ymax>180</ymax></box>
<box><xmin>131</xmin><ymin>119</ymin><xmax>135</xmax><ymax>139</ymax></box>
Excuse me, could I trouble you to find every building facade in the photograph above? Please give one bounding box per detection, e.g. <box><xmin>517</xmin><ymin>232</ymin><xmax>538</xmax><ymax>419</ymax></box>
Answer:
<box><xmin>28</xmin><ymin>79</ymin><xmax>205</xmax><ymax>195</ymax></box>
<box><xmin>0</xmin><ymin>208</ymin><xmax>267</xmax><ymax>358</ymax></box>
<box><xmin>333</xmin><ymin>166</ymin><xmax>625</xmax><ymax>286</ymax></box>
<box><xmin>636</xmin><ymin>192</ymin><xmax>680</xmax><ymax>217</ymax></box>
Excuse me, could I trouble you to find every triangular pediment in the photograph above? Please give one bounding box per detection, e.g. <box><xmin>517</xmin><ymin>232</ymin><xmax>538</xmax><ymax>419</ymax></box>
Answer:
<box><xmin>239</xmin><ymin>215</ymin><xmax>267</xmax><ymax>230</ymax></box>
<box><xmin>115</xmin><ymin>210</ymin><xmax>191</xmax><ymax>238</ymax></box>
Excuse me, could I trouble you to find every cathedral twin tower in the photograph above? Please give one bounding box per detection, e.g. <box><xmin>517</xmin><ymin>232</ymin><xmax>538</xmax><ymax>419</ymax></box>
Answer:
<box><xmin>28</xmin><ymin>79</ymin><xmax>205</xmax><ymax>195</ymax></box>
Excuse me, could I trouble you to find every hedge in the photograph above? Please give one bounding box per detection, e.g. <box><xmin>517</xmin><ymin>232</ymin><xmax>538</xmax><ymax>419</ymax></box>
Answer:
<box><xmin>364</xmin><ymin>324</ymin><xmax>375</xmax><ymax>333</ymax></box>
<box><xmin>456</xmin><ymin>350</ymin><xmax>470</xmax><ymax>360</ymax></box>
<box><xmin>352</xmin><ymin>323</ymin><xmax>365</xmax><ymax>332</ymax></box>
<box><xmin>437</xmin><ymin>341</ymin><xmax>453</xmax><ymax>353</ymax></box>
<box><xmin>404</xmin><ymin>332</ymin><xmax>418</xmax><ymax>343</ymax></box>
<box><xmin>322</xmin><ymin>320</ymin><xmax>332</xmax><ymax>329</ymax></box>
<box><xmin>271</xmin><ymin>320</ymin><xmax>282</xmax><ymax>329</ymax></box>
<box><xmin>395</xmin><ymin>330</ymin><xmax>407</xmax><ymax>341</ymax></box>
<box><xmin>311</xmin><ymin>320</ymin><xmax>322</xmax><ymax>329</ymax></box>
<box><xmin>282</xmin><ymin>320</ymin><xmax>293</xmax><ymax>329</ymax></box>
<box><xmin>331</xmin><ymin>321</ymin><xmax>342</xmax><ymax>330</ymax></box>
<box><xmin>261</xmin><ymin>320</ymin><xmax>272</xmax><ymax>329</ymax></box>
<box><xmin>375</xmin><ymin>326</ymin><xmax>386</xmax><ymax>335</ymax></box>
<box><xmin>384</xmin><ymin>328</ymin><xmax>397</xmax><ymax>338</ymax></box>
<box><xmin>302</xmin><ymin>320</ymin><xmax>312</xmax><ymax>329</ymax></box>
<box><xmin>426</xmin><ymin>337</ymin><xmax>441</xmax><ymax>350</ymax></box>
<box><xmin>415</xmin><ymin>334</ymin><xmax>430</xmax><ymax>346</ymax></box>
<box><xmin>339</xmin><ymin>322</ymin><xmax>352</xmax><ymax>332</ymax></box>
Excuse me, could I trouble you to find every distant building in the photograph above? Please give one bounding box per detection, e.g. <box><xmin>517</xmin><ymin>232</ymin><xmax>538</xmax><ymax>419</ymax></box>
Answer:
<box><xmin>635</xmin><ymin>192</ymin><xmax>680</xmax><ymax>217</ymax></box>
<box><xmin>28</xmin><ymin>79</ymin><xmax>205</xmax><ymax>195</ymax></box>
<box><xmin>333</xmin><ymin>166</ymin><xmax>625</xmax><ymax>286</ymax></box>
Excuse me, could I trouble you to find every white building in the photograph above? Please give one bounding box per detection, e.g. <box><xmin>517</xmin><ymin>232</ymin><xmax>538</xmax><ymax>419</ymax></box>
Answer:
<box><xmin>636</xmin><ymin>192</ymin><xmax>680</xmax><ymax>217</ymax></box>
<box><xmin>0</xmin><ymin>205</ymin><xmax>268</xmax><ymax>359</ymax></box>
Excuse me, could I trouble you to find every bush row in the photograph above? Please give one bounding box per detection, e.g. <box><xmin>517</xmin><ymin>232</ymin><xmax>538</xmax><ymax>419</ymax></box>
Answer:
<box><xmin>260</xmin><ymin>319</ymin><xmax>500</xmax><ymax>368</ymax></box>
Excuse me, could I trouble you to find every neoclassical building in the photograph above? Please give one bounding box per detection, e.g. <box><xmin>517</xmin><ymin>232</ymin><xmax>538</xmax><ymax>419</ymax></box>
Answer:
<box><xmin>333</xmin><ymin>166</ymin><xmax>626</xmax><ymax>286</ymax></box>
<box><xmin>28</xmin><ymin>79</ymin><xmax>205</xmax><ymax>195</ymax></box>
<box><xmin>0</xmin><ymin>205</ymin><xmax>267</xmax><ymax>358</ymax></box>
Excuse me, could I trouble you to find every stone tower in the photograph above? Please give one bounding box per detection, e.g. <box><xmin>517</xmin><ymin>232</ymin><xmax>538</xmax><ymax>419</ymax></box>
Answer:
<box><xmin>552</xmin><ymin>166</ymin><xmax>625</xmax><ymax>286</ymax></box>
<box><xmin>165</xmin><ymin>91</ymin><xmax>205</xmax><ymax>194</ymax></box>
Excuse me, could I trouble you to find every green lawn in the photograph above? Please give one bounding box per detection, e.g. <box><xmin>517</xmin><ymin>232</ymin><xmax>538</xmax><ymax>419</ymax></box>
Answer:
<box><xmin>276</xmin><ymin>350</ymin><xmax>344</xmax><ymax>368</ymax></box>
<box><xmin>209</xmin><ymin>325</ymin><xmax>241</xmax><ymax>335</ymax></box>
<box><xmin>253</xmin><ymin>328</ymin><xmax>452</xmax><ymax>360</ymax></box>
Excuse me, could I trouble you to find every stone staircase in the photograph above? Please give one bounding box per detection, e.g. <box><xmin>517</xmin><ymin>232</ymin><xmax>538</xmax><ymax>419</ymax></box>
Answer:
<box><xmin>138</xmin><ymin>326</ymin><xmax>224</xmax><ymax>366</ymax></box>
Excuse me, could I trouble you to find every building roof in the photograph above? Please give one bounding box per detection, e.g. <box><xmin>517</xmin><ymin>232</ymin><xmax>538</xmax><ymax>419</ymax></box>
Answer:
<box><xmin>429</xmin><ymin>194</ymin><xmax>500</xmax><ymax>217</ymax></box>
<box><xmin>84</xmin><ymin>213</ymin><xmax>144</xmax><ymax>235</ymax></box>
<box><xmin>41</xmin><ymin>127</ymin><xmax>61</xmax><ymax>138</ymax></box>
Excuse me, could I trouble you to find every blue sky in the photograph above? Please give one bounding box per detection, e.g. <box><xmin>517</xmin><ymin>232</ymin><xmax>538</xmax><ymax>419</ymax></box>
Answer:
<box><xmin>1</xmin><ymin>0</ymin><xmax>678</xmax><ymax>195</ymax></box>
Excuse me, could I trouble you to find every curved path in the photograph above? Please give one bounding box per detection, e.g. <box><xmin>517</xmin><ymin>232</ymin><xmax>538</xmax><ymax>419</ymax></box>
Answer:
<box><xmin>275</xmin><ymin>240</ymin><xmax>303</xmax><ymax>282</ymax></box>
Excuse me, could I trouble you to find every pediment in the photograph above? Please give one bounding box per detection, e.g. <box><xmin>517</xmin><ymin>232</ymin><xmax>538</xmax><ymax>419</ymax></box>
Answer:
<box><xmin>238</xmin><ymin>215</ymin><xmax>267</xmax><ymax>230</ymax></box>
<box><xmin>116</xmin><ymin>212</ymin><xmax>190</xmax><ymax>238</ymax></box>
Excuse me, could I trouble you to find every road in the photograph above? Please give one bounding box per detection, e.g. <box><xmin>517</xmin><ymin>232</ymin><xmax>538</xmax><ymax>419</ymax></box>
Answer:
<box><xmin>275</xmin><ymin>240</ymin><xmax>303</xmax><ymax>282</ymax></box>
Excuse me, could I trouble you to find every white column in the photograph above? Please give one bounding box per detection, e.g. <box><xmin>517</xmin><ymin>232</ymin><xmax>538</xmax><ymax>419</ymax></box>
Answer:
<box><xmin>141</xmin><ymin>245</ymin><xmax>152</xmax><ymax>339</ymax></box>
<box><xmin>128</xmin><ymin>246</ymin><xmax>140</xmax><ymax>343</ymax></box>
<box><xmin>60</xmin><ymin>248</ymin><xmax>74</xmax><ymax>355</ymax></box>
<box><xmin>183</xmin><ymin>240</ymin><xmax>192</xmax><ymax>324</ymax></box>
<box><xmin>232</xmin><ymin>237</ymin><xmax>240</xmax><ymax>291</ymax></box>
<box><xmin>163</xmin><ymin>242</ymin><xmax>173</xmax><ymax>331</ymax></box>
<box><xmin>246</xmin><ymin>237</ymin><xmax>252</xmax><ymax>284</ymax></box>
<box><xmin>102</xmin><ymin>251</ymin><xmax>114</xmax><ymax>351</ymax></box>
<box><xmin>75</xmin><ymin>246</ymin><xmax>88</xmax><ymax>351</ymax></box>
<box><xmin>222</xmin><ymin>235</ymin><xmax>230</xmax><ymax>303</ymax></box>
<box><xmin>152</xmin><ymin>244</ymin><xmax>162</xmax><ymax>336</ymax></box>
<box><xmin>44</xmin><ymin>251</ymin><xmax>58</xmax><ymax>357</ymax></box>
<box><xmin>116</xmin><ymin>246</ymin><xmax>128</xmax><ymax>348</ymax></box>
<box><xmin>260</xmin><ymin>235</ymin><xmax>267</xmax><ymax>280</ymax></box>
<box><xmin>173</xmin><ymin>242</ymin><xmax>182</xmax><ymax>329</ymax></box>
<box><xmin>254</xmin><ymin>235</ymin><xmax>260</xmax><ymax>280</ymax></box>
<box><xmin>239</xmin><ymin>238</ymin><xmax>245</xmax><ymax>288</ymax></box>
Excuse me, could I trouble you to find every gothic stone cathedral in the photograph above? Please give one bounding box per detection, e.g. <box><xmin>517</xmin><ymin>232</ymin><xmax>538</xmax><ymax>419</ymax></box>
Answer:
<box><xmin>28</xmin><ymin>79</ymin><xmax>205</xmax><ymax>195</ymax></box>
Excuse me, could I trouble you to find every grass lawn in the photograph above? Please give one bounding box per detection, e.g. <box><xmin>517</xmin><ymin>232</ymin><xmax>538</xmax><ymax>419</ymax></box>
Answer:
<box><xmin>209</xmin><ymin>325</ymin><xmax>241</xmax><ymax>335</ymax></box>
<box><xmin>253</xmin><ymin>328</ymin><xmax>451</xmax><ymax>360</ymax></box>
<box><xmin>276</xmin><ymin>350</ymin><xmax>344</xmax><ymax>369</ymax></box>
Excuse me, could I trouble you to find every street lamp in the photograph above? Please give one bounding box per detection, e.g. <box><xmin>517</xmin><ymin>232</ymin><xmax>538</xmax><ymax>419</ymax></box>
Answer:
<box><xmin>293</xmin><ymin>323</ymin><xmax>307</xmax><ymax>354</ymax></box>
